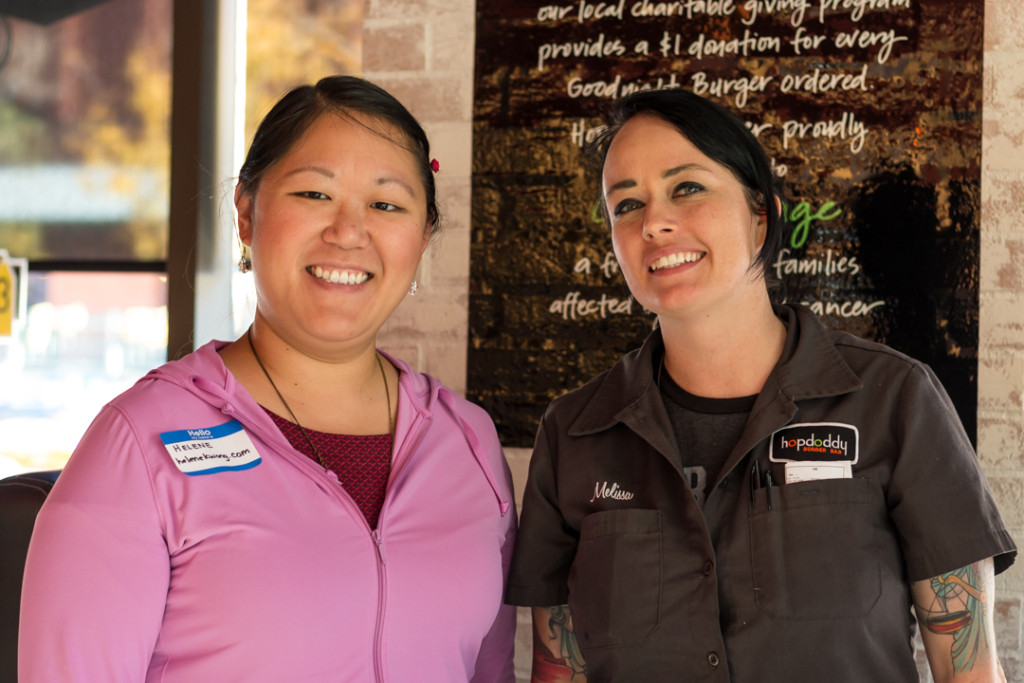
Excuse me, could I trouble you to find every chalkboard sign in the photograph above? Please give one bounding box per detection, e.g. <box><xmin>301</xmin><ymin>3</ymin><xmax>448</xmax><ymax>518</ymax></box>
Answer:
<box><xmin>469</xmin><ymin>0</ymin><xmax>982</xmax><ymax>448</ymax></box>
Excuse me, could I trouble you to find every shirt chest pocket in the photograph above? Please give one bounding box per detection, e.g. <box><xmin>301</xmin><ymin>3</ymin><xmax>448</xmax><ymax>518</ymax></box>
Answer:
<box><xmin>749</xmin><ymin>476</ymin><xmax>888</xmax><ymax>620</ymax></box>
<box><xmin>568</xmin><ymin>508</ymin><xmax>662</xmax><ymax>649</ymax></box>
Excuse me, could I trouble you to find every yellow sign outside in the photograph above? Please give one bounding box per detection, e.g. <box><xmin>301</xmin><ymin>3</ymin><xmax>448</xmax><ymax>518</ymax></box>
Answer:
<box><xmin>0</xmin><ymin>258</ymin><xmax>11</xmax><ymax>337</ymax></box>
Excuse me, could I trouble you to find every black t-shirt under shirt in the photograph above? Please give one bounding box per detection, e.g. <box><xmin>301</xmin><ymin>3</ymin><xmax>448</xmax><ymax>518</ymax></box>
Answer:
<box><xmin>656</xmin><ymin>355</ymin><xmax>757</xmax><ymax>507</ymax></box>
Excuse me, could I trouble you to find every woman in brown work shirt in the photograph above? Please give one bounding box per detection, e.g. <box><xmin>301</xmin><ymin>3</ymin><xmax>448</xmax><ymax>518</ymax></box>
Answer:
<box><xmin>506</xmin><ymin>88</ymin><xmax>1016</xmax><ymax>682</ymax></box>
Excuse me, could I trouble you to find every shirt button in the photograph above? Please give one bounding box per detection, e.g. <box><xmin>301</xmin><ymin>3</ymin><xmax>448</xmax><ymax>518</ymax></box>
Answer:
<box><xmin>707</xmin><ymin>652</ymin><xmax>721</xmax><ymax>668</ymax></box>
<box><xmin>703</xmin><ymin>561</ymin><xmax>714</xmax><ymax>576</ymax></box>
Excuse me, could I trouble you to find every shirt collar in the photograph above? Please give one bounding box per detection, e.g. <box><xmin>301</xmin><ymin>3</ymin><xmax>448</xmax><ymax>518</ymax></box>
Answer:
<box><xmin>770</xmin><ymin>303</ymin><xmax>864</xmax><ymax>402</ymax></box>
<box><xmin>567</xmin><ymin>304</ymin><xmax>863</xmax><ymax>439</ymax></box>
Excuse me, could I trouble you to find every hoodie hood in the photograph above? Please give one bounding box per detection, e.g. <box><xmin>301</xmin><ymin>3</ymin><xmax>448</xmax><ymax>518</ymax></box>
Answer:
<box><xmin>141</xmin><ymin>341</ymin><xmax>511</xmax><ymax>517</ymax></box>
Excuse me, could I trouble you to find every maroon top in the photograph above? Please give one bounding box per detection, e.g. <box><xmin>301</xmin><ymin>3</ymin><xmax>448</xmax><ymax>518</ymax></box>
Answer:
<box><xmin>264</xmin><ymin>409</ymin><xmax>392</xmax><ymax>529</ymax></box>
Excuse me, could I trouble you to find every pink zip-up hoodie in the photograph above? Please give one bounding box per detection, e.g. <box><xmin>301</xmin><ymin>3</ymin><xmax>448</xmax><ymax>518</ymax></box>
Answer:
<box><xmin>19</xmin><ymin>341</ymin><xmax>516</xmax><ymax>682</ymax></box>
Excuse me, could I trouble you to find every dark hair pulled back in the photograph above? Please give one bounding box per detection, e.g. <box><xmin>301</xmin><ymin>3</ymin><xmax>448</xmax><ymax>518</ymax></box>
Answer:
<box><xmin>591</xmin><ymin>88</ymin><xmax>785</xmax><ymax>288</ymax></box>
<box><xmin>237</xmin><ymin>75</ymin><xmax>439</xmax><ymax>232</ymax></box>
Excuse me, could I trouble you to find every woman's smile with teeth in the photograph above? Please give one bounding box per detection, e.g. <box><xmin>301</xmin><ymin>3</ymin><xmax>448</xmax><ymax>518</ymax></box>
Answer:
<box><xmin>309</xmin><ymin>266</ymin><xmax>370</xmax><ymax>285</ymax></box>
<box><xmin>649</xmin><ymin>251</ymin><xmax>705</xmax><ymax>272</ymax></box>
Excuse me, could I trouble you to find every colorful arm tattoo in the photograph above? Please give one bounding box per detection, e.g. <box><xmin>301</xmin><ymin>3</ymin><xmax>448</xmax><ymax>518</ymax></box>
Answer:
<box><xmin>531</xmin><ymin>605</ymin><xmax>587</xmax><ymax>682</ymax></box>
<box><xmin>547</xmin><ymin>606</ymin><xmax>586</xmax><ymax>676</ymax></box>
<box><xmin>916</xmin><ymin>562</ymin><xmax>991</xmax><ymax>673</ymax></box>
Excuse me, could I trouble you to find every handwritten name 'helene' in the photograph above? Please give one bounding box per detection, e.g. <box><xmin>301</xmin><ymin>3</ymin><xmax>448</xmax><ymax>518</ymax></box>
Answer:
<box><xmin>536</xmin><ymin>0</ymin><xmax>910</xmax><ymax>26</ymax></box>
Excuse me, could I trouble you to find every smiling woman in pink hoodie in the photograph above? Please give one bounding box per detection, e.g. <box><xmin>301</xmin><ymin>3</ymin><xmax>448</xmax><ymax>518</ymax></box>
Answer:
<box><xmin>20</xmin><ymin>76</ymin><xmax>516</xmax><ymax>683</ymax></box>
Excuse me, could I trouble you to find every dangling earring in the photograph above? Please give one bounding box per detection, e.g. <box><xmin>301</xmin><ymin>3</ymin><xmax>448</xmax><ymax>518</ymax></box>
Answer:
<box><xmin>407</xmin><ymin>280</ymin><xmax>419</xmax><ymax>296</ymax></box>
<box><xmin>238</xmin><ymin>244</ymin><xmax>251</xmax><ymax>273</ymax></box>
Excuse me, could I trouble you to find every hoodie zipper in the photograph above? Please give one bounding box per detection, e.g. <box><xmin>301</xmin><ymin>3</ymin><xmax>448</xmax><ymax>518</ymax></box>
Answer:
<box><xmin>369</xmin><ymin>410</ymin><xmax>428</xmax><ymax>682</ymax></box>
<box><xmin>371</xmin><ymin>528</ymin><xmax>388</xmax><ymax>683</ymax></box>
<box><xmin>216</xmin><ymin>371</ymin><xmax>444</xmax><ymax>682</ymax></box>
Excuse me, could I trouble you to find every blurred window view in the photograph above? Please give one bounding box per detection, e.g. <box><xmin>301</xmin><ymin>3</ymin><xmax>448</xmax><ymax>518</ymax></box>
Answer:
<box><xmin>0</xmin><ymin>0</ymin><xmax>363</xmax><ymax>475</ymax></box>
<box><xmin>0</xmin><ymin>272</ymin><xmax>167</xmax><ymax>476</ymax></box>
<box><xmin>0</xmin><ymin>0</ymin><xmax>171</xmax><ymax>264</ymax></box>
<box><xmin>243</xmin><ymin>0</ymin><xmax>362</xmax><ymax>137</ymax></box>
<box><xmin>0</xmin><ymin>0</ymin><xmax>171</xmax><ymax>475</ymax></box>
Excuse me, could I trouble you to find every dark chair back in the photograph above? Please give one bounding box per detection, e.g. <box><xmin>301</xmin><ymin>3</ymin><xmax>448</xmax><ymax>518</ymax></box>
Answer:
<box><xmin>0</xmin><ymin>470</ymin><xmax>60</xmax><ymax>682</ymax></box>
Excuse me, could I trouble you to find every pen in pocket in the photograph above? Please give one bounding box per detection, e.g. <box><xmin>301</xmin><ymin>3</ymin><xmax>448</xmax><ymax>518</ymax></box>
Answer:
<box><xmin>750</xmin><ymin>460</ymin><xmax>775</xmax><ymax>510</ymax></box>
<box><xmin>750</xmin><ymin>459</ymin><xmax>761</xmax><ymax>504</ymax></box>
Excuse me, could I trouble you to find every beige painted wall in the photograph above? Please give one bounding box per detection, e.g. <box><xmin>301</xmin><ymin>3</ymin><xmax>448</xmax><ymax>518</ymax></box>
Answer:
<box><xmin>366</xmin><ymin>0</ymin><xmax>1024</xmax><ymax>679</ymax></box>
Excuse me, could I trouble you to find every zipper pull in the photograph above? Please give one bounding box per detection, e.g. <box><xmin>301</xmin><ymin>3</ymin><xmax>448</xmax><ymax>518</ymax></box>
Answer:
<box><xmin>372</xmin><ymin>529</ymin><xmax>388</xmax><ymax>564</ymax></box>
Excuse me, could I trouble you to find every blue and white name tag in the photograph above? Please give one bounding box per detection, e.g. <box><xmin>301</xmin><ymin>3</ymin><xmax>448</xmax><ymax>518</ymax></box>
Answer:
<box><xmin>159</xmin><ymin>419</ymin><xmax>261</xmax><ymax>475</ymax></box>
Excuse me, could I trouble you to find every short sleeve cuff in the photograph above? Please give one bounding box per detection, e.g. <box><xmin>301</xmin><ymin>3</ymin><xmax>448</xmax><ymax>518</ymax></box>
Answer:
<box><xmin>504</xmin><ymin>582</ymin><xmax>569</xmax><ymax>607</ymax></box>
<box><xmin>904</xmin><ymin>529</ymin><xmax>1016</xmax><ymax>582</ymax></box>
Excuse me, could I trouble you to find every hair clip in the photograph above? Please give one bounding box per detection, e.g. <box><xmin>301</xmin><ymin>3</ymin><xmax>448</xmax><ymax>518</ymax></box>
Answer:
<box><xmin>430</xmin><ymin>158</ymin><xmax>440</xmax><ymax>173</ymax></box>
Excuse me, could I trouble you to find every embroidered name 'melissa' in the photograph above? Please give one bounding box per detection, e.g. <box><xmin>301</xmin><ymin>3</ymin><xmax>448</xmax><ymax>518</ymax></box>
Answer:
<box><xmin>160</xmin><ymin>419</ymin><xmax>261</xmax><ymax>475</ymax></box>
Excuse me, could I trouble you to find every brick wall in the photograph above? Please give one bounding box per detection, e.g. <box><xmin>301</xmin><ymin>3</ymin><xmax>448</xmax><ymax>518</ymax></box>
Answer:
<box><xmin>979</xmin><ymin>1</ymin><xmax>1024</xmax><ymax>679</ymax></box>
<box><xmin>365</xmin><ymin>0</ymin><xmax>476</xmax><ymax>395</ymax></box>
<box><xmin>366</xmin><ymin>0</ymin><xmax>1024</xmax><ymax>679</ymax></box>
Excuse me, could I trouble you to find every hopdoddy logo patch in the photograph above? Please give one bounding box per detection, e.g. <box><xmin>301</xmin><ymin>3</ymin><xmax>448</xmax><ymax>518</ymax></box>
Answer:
<box><xmin>769</xmin><ymin>422</ymin><xmax>859</xmax><ymax>464</ymax></box>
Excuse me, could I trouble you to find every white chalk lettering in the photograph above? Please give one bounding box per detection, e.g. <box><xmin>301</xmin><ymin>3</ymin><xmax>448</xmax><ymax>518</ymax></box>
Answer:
<box><xmin>804</xmin><ymin>299</ymin><xmax>886</xmax><ymax>318</ymax></box>
<box><xmin>773</xmin><ymin>248</ymin><xmax>861</xmax><ymax>280</ymax></box>
<box><xmin>745</xmin><ymin>121</ymin><xmax>774</xmax><ymax>138</ymax></box>
<box><xmin>630</xmin><ymin>0</ymin><xmax>736</xmax><ymax>18</ymax></box>
<box><xmin>537</xmin><ymin>33</ymin><xmax>626</xmax><ymax>71</ymax></box>
<box><xmin>549</xmin><ymin>291</ymin><xmax>634</xmax><ymax>320</ymax></box>
<box><xmin>537</xmin><ymin>4</ymin><xmax>574</xmax><ymax>20</ymax></box>
<box><xmin>689</xmin><ymin>71</ymin><xmax>773</xmax><ymax>108</ymax></box>
<box><xmin>789</xmin><ymin>26</ymin><xmax>828</xmax><ymax>54</ymax></box>
<box><xmin>682</xmin><ymin>30</ymin><xmax>783</xmax><ymax>59</ymax></box>
<box><xmin>833</xmin><ymin>27</ymin><xmax>908</xmax><ymax>64</ymax></box>
<box><xmin>781</xmin><ymin>112</ymin><xmax>867</xmax><ymax>153</ymax></box>
<box><xmin>779</xmin><ymin>64</ymin><xmax>868</xmax><ymax>95</ymax></box>
<box><xmin>578</xmin><ymin>0</ymin><xmax>626</xmax><ymax>22</ymax></box>
<box><xmin>572</xmin><ymin>253</ymin><xmax>621</xmax><ymax>278</ymax></box>
<box><xmin>599</xmin><ymin>252</ymin><xmax>620</xmax><ymax>278</ymax></box>
<box><xmin>818</xmin><ymin>0</ymin><xmax>912</xmax><ymax>23</ymax></box>
<box><xmin>566</xmin><ymin>73</ymin><xmax>681</xmax><ymax>100</ymax></box>
<box><xmin>570</xmin><ymin>120</ymin><xmax>608</xmax><ymax>148</ymax></box>
<box><xmin>740</xmin><ymin>0</ymin><xmax>810</xmax><ymax>27</ymax></box>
